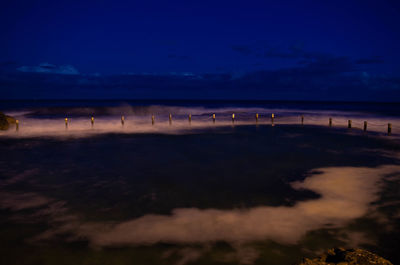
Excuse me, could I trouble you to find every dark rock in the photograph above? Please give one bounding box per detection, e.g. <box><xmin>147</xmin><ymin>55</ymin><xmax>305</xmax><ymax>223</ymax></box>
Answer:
<box><xmin>298</xmin><ymin>248</ymin><xmax>393</xmax><ymax>265</ymax></box>
<box><xmin>0</xmin><ymin>112</ymin><xmax>16</xmax><ymax>130</ymax></box>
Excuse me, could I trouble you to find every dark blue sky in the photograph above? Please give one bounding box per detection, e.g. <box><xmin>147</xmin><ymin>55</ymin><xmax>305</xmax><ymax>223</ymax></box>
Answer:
<box><xmin>1</xmin><ymin>0</ymin><xmax>400</xmax><ymax>100</ymax></box>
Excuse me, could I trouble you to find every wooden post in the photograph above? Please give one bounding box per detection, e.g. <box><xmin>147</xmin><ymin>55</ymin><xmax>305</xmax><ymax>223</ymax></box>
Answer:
<box><xmin>65</xmin><ymin>118</ymin><xmax>68</xmax><ymax>129</ymax></box>
<box><xmin>91</xmin><ymin>116</ymin><xmax>94</xmax><ymax>127</ymax></box>
<box><xmin>301</xmin><ymin>115</ymin><xmax>304</xmax><ymax>125</ymax></box>
<box><xmin>151</xmin><ymin>114</ymin><xmax>155</xmax><ymax>125</ymax></box>
<box><xmin>169</xmin><ymin>114</ymin><xmax>172</xmax><ymax>125</ymax></box>
<box><xmin>212</xmin><ymin>113</ymin><xmax>216</xmax><ymax>123</ymax></box>
<box><xmin>329</xmin><ymin>118</ymin><xmax>332</xmax><ymax>127</ymax></box>
<box><xmin>255</xmin><ymin>113</ymin><xmax>259</xmax><ymax>123</ymax></box>
<box><xmin>271</xmin><ymin>113</ymin><xmax>275</xmax><ymax>126</ymax></box>
<box><xmin>363</xmin><ymin>121</ymin><xmax>367</xmax><ymax>132</ymax></box>
<box><xmin>388</xmin><ymin>123</ymin><xmax>392</xmax><ymax>135</ymax></box>
<box><xmin>188</xmin><ymin>114</ymin><xmax>192</xmax><ymax>124</ymax></box>
<box><xmin>121</xmin><ymin>116</ymin><xmax>125</xmax><ymax>126</ymax></box>
<box><xmin>232</xmin><ymin>113</ymin><xmax>235</xmax><ymax>123</ymax></box>
<box><xmin>348</xmin><ymin>120</ymin><xmax>352</xmax><ymax>129</ymax></box>
<box><xmin>16</xmin><ymin>120</ymin><xmax>19</xmax><ymax>131</ymax></box>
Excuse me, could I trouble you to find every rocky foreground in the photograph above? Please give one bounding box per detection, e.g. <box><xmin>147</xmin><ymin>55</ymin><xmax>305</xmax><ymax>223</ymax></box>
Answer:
<box><xmin>299</xmin><ymin>248</ymin><xmax>393</xmax><ymax>265</ymax></box>
<box><xmin>0</xmin><ymin>111</ymin><xmax>16</xmax><ymax>130</ymax></box>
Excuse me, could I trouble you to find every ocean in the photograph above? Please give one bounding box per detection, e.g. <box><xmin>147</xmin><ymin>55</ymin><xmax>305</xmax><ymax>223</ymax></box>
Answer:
<box><xmin>1</xmin><ymin>100</ymin><xmax>400</xmax><ymax>265</ymax></box>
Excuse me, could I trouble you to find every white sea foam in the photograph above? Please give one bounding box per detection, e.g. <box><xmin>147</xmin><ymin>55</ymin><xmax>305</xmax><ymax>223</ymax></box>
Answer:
<box><xmin>1</xmin><ymin>164</ymin><xmax>399</xmax><ymax>265</ymax></box>
<box><xmin>82</xmin><ymin>166</ymin><xmax>399</xmax><ymax>246</ymax></box>
<box><xmin>1</xmin><ymin>165</ymin><xmax>394</xmax><ymax>247</ymax></box>
<box><xmin>1</xmin><ymin>106</ymin><xmax>399</xmax><ymax>138</ymax></box>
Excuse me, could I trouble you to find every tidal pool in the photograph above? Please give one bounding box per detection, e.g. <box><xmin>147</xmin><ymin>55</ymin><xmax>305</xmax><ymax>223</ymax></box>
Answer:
<box><xmin>1</xmin><ymin>124</ymin><xmax>400</xmax><ymax>265</ymax></box>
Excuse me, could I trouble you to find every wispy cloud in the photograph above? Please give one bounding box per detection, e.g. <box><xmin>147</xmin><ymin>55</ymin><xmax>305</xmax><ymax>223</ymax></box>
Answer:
<box><xmin>231</xmin><ymin>43</ymin><xmax>329</xmax><ymax>62</ymax></box>
<box><xmin>2</xmin><ymin>53</ymin><xmax>400</xmax><ymax>101</ymax></box>
<box><xmin>17</xmin><ymin>63</ymin><xmax>79</xmax><ymax>75</ymax></box>
<box><xmin>355</xmin><ymin>57</ymin><xmax>384</xmax><ymax>64</ymax></box>
<box><xmin>167</xmin><ymin>54</ymin><xmax>191</xmax><ymax>60</ymax></box>
<box><xmin>231</xmin><ymin>45</ymin><xmax>253</xmax><ymax>56</ymax></box>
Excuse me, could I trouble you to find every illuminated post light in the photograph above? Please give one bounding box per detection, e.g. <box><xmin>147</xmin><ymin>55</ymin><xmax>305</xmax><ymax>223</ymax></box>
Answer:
<box><xmin>91</xmin><ymin>116</ymin><xmax>94</xmax><ymax>127</ymax></box>
<box><xmin>16</xmin><ymin>120</ymin><xmax>19</xmax><ymax>131</ymax></box>
<box><xmin>388</xmin><ymin>123</ymin><xmax>392</xmax><ymax>135</ymax></box>
<box><xmin>152</xmin><ymin>114</ymin><xmax>155</xmax><ymax>125</ymax></box>
<box><xmin>169</xmin><ymin>113</ymin><xmax>172</xmax><ymax>125</ymax></box>
<box><xmin>363</xmin><ymin>121</ymin><xmax>367</xmax><ymax>132</ymax></box>
<box><xmin>65</xmin><ymin>118</ymin><xmax>68</xmax><ymax>129</ymax></box>
<box><xmin>188</xmin><ymin>114</ymin><xmax>192</xmax><ymax>124</ymax></box>
<box><xmin>255</xmin><ymin>113</ymin><xmax>259</xmax><ymax>123</ymax></box>
<box><xmin>271</xmin><ymin>113</ymin><xmax>275</xmax><ymax>126</ymax></box>
<box><xmin>121</xmin><ymin>116</ymin><xmax>125</xmax><ymax>126</ymax></box>
<box><xmin>348</xmin><ymin>120</ymin><xmax>352</xmax><ymax>129</ymax></box>
<box><xmin>329</xmin><ymin>118</ymin><xmax>332</xmax><ymax>127</ymax></box>
<box><xmin>212</xmin><ymin>113</ymin><xmax>216</xmax><ymax>123</ymax></box>
<box><xmin>232</xmin><ymin>113</ymin><xmax>235</xmax><ymax>123</ymax></box>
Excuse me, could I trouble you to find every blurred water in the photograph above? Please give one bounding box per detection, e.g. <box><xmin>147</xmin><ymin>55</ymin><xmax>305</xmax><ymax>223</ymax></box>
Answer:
<box><xmin>1</xmin><ymin>101</ymin><xmax>400</xmax><ymax>265</ymax></box>
<box><xmin>1</xmin><ymin>100</ymin><xmax>400</xmax><ymax>138</ymax></box>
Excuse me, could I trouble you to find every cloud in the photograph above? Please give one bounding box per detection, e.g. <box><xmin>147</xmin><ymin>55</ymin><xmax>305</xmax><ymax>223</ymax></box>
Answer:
<box><xmin>263</xmin><ymin>45</ymin><xmax>303</xmax><ymax>59</ymax></box>
<box><xmin>263</xmin><ymin>47</ymin><xmax>329</xmax><ymax>61</ymax></box>
<box><xmin>17</xmin><ymin>63</ymin><xmax>79</xmax><ymax>75</ymax></box>
<box><xmin>231</xmin><ymin>45</ymin><xmax>253</xmax><ymax>56</ymax></box>
<box><xmin>232</xmin><ymin>56</ymin><xmax>356</xmax><ymax>94</ymax></box>
<box><xmin>231</xmin><ymin>43</ymin><xmax>384</xmax><ymax>71</ymax></box>
<box><xmin>231</xmin><ymin>43</ymin><xmax>329</xmax><ymax>61</ymax></box>
<box><xmin>0</xmin><ymin>60</ymin><xmax>17</xmax><ymax>67</ymax></box>
<box><xmin>0</xmin><ymin>61</ymin><xmax>18</xmax><ymax>73</ymax></box>
<box><xmin>355</xmin><ymin>57</ymin><xmax>385</xmax><ymax>64</ymax></box>
<box><xmin>167</xmin><ymin>54</ymin><xmax>191</xmax><ymax>60</ymax></box>
<box><xmin>2</xmin><ymin>54</ymin><xmax>400</xmax><ymax>101</ymax></box>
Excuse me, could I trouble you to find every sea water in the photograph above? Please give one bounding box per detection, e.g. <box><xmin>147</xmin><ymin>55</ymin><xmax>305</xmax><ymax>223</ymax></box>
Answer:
<box><xmin>0</xmin><ymin>100</ymin><xmax>400</xmax><ymax>265</ymax></box>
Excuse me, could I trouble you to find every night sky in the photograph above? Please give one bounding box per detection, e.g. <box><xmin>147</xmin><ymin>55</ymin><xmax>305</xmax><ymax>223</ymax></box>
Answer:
<box><xmin>1</xmin><ymin>0</ymin><xmax>400</xmax><ymax>101</ymax></box>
